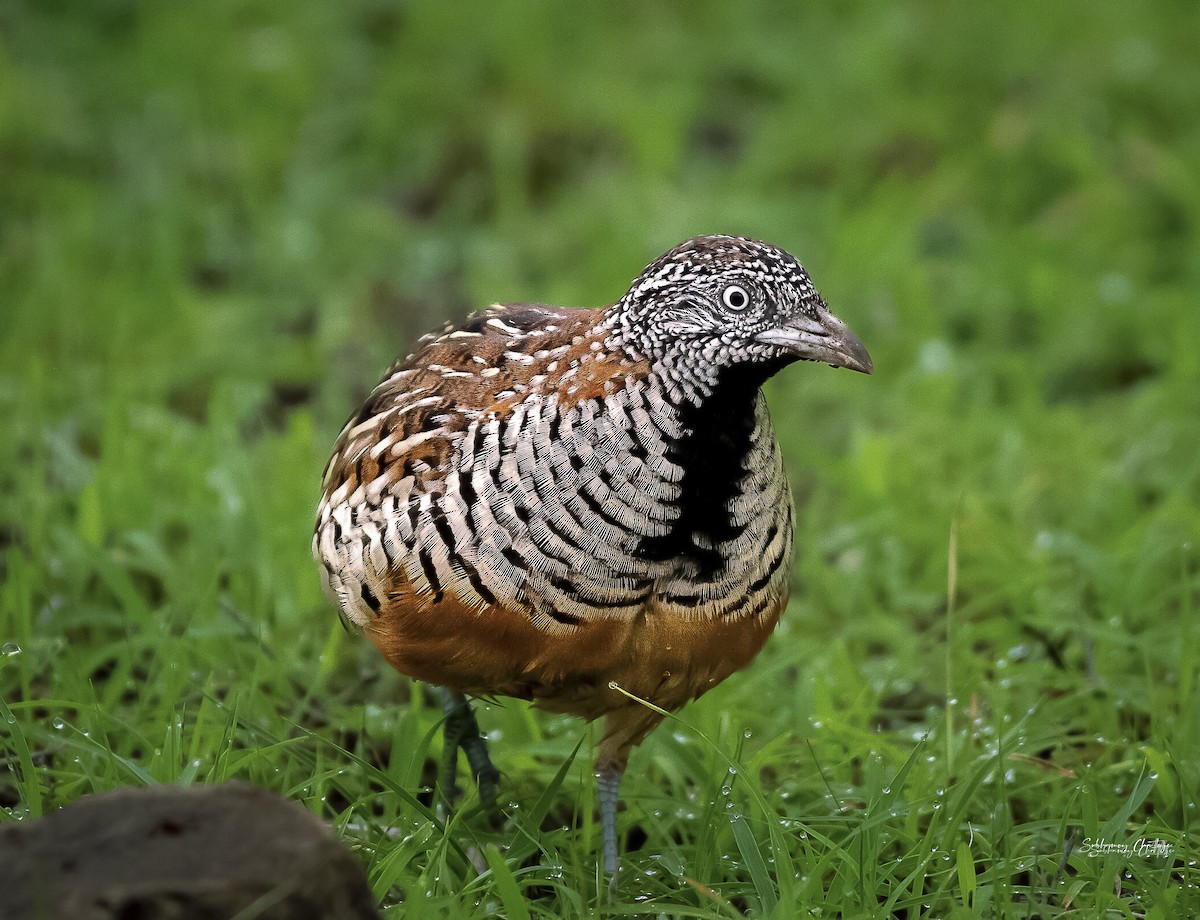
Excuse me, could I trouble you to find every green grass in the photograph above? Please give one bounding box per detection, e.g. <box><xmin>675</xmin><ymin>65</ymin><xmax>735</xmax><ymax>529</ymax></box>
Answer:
<box><xmin>2</xmin><ymin>0</ymin><xmax>1199</xmax><ymax>916</ymax></box>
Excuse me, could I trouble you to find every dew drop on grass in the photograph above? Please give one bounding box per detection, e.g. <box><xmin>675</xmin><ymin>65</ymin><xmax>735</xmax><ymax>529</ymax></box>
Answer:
<box><xmin>1</xmin><ymin>642</ymin><xmax>20</xmax><ymax>657</ymax></box>
<box><xmin>727</xmin><ymin>766</ymin><xmax>738</xmax><ymax>776</ymax></box>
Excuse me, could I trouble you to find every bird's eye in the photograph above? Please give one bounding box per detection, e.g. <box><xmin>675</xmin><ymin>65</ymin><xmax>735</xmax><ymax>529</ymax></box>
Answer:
<box><xmin>722</xmin><ymin>284</ymin><xmax>750</xmax><ymax>311</ymax></box>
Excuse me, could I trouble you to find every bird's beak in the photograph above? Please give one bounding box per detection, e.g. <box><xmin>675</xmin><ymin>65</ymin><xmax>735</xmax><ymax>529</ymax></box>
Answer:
<box><xmin>754</xmin><ymin>310</ymin><xmax>873</xmax><ymax>375</ymax></box>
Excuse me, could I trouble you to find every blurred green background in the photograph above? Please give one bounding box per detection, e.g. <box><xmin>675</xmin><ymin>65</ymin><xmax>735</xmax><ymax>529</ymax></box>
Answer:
<box><xmin>2</xmin><ymin>1</ymin><xmax>1198</xmax><ymax>916</ymax></box>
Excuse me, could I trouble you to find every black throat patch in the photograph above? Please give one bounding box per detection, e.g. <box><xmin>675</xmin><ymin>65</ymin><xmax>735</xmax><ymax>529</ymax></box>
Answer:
<box><xmin>636</xmin><ymin>366</ymin><xmax>766</xmax><ymax>579</ymax></box>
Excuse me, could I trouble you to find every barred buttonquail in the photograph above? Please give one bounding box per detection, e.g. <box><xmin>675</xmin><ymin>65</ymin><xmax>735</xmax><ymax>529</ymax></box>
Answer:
<box><xmin>314</xmin><ymin>235</ymin><xmax>872</xmax><ymax>875</ymax></box>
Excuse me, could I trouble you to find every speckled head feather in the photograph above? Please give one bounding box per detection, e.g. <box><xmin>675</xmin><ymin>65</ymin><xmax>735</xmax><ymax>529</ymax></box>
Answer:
<box><xmin>630</xmin><ymin>235</ymin><xmax>820</xmax><ymax>296</ymax></box>
<box><xmin>609</xmin><ymin>235</ymin><xmax>871</xmax><ymax>396</ymax></box>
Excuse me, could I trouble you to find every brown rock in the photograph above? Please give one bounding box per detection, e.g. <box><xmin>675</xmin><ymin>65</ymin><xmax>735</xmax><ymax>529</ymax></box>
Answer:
<box><xmin>0</xmin><ymin>781</ymin><xmax>380</xmax><ymax>919</ymax></box>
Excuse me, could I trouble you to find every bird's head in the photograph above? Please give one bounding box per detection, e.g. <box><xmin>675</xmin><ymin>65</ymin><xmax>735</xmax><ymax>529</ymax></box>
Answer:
<box><xmin>610</xmin><ymin>235</ymin><xmax>872</xmax><ymax>394</ymax></box>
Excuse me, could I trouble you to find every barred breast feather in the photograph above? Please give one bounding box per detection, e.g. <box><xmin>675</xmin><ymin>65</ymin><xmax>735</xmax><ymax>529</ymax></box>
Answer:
<box><xmin>313</xmin><ymin>302</ymin><xmax>794</xmax><ymax>716</ymax></box>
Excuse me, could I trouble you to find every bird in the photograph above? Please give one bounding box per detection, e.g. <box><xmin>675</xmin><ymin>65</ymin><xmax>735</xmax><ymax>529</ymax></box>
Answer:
<box><xmin>313</xmin><ymin>235</ymin><xmax>872</xmax><ymax>876</ymax></box>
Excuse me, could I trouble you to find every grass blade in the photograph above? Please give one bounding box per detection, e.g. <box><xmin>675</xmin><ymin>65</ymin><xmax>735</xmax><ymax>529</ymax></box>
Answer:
<box><xmin>483</xmin><ymin>843</ymin><xmax>532</xmax><ymax>920</ymax></box>
<box><xmin>730</xmin><ymin>810</ymin><xmax>778</xmax><ymax>915</ymax></box>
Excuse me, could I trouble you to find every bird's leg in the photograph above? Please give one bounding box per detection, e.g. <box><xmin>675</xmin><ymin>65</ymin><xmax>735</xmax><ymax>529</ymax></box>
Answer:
<box><xmin>597</xmin><ymin>763</ymin><xmax>623</xmax><ymax>880</ymax></box>
<box><xmin>596</xmin><ymin>706</ymin><xmax>665</xmax><ymax>881</ymax></box>
<box><xmin>437</xmin><ymin>687</ymin><xmax>500</xmax><ymax>811</ymax></box>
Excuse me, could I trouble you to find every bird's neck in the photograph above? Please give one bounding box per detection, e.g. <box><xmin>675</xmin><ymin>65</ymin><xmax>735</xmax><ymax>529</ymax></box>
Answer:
<box><xmin>598</xmin><ymin>306</ymin><xmax>785</xmax><ymax>423</ymax></box>
<box><xmin>648</xmin><ymin>342</ymin><xmax>785</xmax><ymax>411</ymax></box>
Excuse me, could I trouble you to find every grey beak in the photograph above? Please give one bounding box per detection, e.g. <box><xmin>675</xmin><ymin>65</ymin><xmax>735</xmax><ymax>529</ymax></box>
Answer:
<box><xmin>754</xmin><ymin>310</ymin><xmax>873</xmax><ymax>375</ymax></box>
